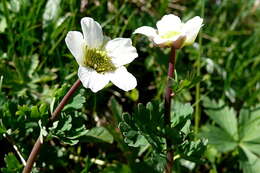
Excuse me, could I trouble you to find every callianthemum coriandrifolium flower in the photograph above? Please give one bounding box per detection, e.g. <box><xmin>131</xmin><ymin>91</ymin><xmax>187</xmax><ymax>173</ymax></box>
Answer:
<box><xmin>133</xmin><ymin>14</ymin><xmax>203</xmax><ymax>48</ymax></box>
<box><xmin>65</xmin><ymin>17</ymin><xmax>138</xmax><ymax>92</ymax></box>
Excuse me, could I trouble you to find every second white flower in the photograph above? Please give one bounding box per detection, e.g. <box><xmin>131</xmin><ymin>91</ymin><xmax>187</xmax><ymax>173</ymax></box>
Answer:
<box><xmin>133</xmin><ymin>14</ymin><xmax>203</xmax><ymax>48</ymax></box>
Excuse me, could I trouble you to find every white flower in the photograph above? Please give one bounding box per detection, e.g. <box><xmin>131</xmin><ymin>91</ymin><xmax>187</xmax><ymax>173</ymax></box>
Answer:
<box><xmin>65</xmin><ymin>17</ymin><xmax>138</xmax><ymax>92</ymax></box>
<box><xmin>133</xmin><ymin>14</ymin><xmax>203</xmax><ymax>48</ymax></box>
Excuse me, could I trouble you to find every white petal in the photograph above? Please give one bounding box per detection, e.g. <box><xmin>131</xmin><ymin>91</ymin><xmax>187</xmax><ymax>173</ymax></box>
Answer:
<box><xmin>65</xmin><ymin>31</ymin><xmax>85</xmax><ymax>66</ymax></box>
<box><xmin>109</xmin><ymin>67</ymin><xmax>137</xmax><ymax>91</ymax></box>
<box><xmin>183</xmin><ymin>16</ymin><xmax>203</xmax><ymax>46</ymax></box>
<box><xmin>81</xmin><ymin>17</ymin><xmax>103</xmax><ymax>48</ymax></box>
<box><xmin>133</xmin><ymin>26</ymin><xmax>158</xmax><ymax>38</ymax></box>
<box><xmin>105</xmin><ymin>38</ymin><xmax>138</xmax><ymax>67</ymax></box>
<box><xmin>156</xmin><ymin>14</ymin><xmax>182</xmax><ymax>36</ymax></box>
<box><xmin>78</xmin><ymin>66</ymin><xmax>109</xmax><ymax>92</ymax></box>
<box><xmin>153</xmin><ymin>36</ymin><xmax>170</xmax><ymax>46</ymax></box>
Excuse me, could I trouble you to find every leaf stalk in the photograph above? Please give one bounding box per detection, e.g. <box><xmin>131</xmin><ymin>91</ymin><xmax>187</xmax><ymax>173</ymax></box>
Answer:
<box><xmin>22</xmin><ymin>79</ymin><xmax>81</xmax><ymax>173</ymax></box>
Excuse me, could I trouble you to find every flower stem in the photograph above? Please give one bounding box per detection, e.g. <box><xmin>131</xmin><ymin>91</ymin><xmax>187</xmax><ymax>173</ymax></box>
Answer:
<box><xmin>195</xmin><ymin>0</ymin><xmax>205</xmax><ymax>135</ymax></box>
<box><xmin>22</xmin><ymin>79</ymin><xmax>81</xmax><ymax>173</ymax></box>
<box><xmin>164</xmin><ymin>47</ymin><xmax>176</xmax><ymax>173</ymax></box>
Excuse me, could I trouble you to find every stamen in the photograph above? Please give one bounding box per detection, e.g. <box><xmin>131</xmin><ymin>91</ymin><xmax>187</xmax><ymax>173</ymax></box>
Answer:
<box><xmin>83</xmin><ymin>46</ymin><xmax>116</xmax><ymax>73</ymax></box>
<box><xmin>161</xmin><ymin>31</ymin><xmax>181</xmax><ymax>39</ymax></box>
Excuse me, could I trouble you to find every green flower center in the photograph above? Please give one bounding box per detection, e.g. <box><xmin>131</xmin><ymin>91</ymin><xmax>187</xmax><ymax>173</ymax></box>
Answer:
<box><xmin>83</xmin><ymin>46</ymin><xmax>116</xmax><ymax>73</ymax></box>
<box><xmin>161</xmin><ymin>31</ymin><xmax>181</xmax><ymax>39</ymax></box>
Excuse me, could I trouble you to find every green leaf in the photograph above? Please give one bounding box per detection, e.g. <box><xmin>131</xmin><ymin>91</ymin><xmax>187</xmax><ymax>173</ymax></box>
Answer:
<box><xmin>240</xmin><ymin>117</ymin><xmax>260</xmax><ymax>142</ymax></box>
<box><xmin>39</xmin><ymin>103</ymin><xmax>48</xmax><ymax>115</ymax></box>
<box><xmin>125</xmin><ymin>88</ymin><xmax>139</xmax><ymax>102</ymax></box>
<box><xmin>240</xmin><ymin>160</ymin><xmax>260</xmax><ymax>173</ymax></box>
<box><xmin>240</xmin><ymin>144</ymin><xmax>260</xmax><ymax>173</ymax></box>
<box><xmin>80</xmin><ymin>127</ymin><xmax>114</xmax><ymax>144</ymax></box>
<box><xmin>0</xmin><ymin>15</ymin><xmax>7</xmax><ymax>33</ymax></box>
<box><xmin>66</xmin><ymin>125</ymin><xmax>88</xmax><ymax>140</ymax></box>
<box><xmin>64</xmin><ymin>94</ymin><xmax>86</xmax><ymax>110</ymax></box>
<box><xmin>126</xmin><ymin>133</ymin><xmax>149</xmax><ymax>148</ymax></box>
<box><xmin>119</xmin><ymin>101</ymin><xmax>164</xmax><ymax>151</ymax></box>
<box><xmin>146</xmin><ymin>102</ymin><xmax>164</xmax><ymax>127</ymax></box>
<box><xmin>1</xmin><ymin>153</ymin><xmax>22</xmax><ymax>173</ymax></box>
<box><xmin>145</xmin><ymin>152</ymin><xmax>166</xmax><ymax>173</ymax></box>
<box><xmin>54</xmin><ymin>84</ymin><xmax>69</xmax><ymax>100</ymax></box>
<box><xmin>239</xmin><ymin>106</ymin><xmax>260</xmax><ymax>142</ymax></box>
<box><xmin>251</xmin><ymin>106</ymin><xmax>260</xmax><ymax>119</ymax></box>
<box><xmin>204</xmin><ymin>146</ymin><xmax>219</xmax><ymax>164</ymax></box>
<box><xmin>27</xmin><ymin>54</ymin><xmax>39</xmax><ymax>78</ymax></box>
<box><xmin>201</xmin><ymin>125</ymin><xmax>237</xmax><ymax>152</ymax></box>
<box><xmin>59</xmin><ymin>114</ymin><xmax>72</xmax><ymax>132</ymax></box>
<box><xmin>172</xmin><ymin>71</ymin><xmax>202</xmax><ymax>94</ymax></box>
<box><xmin>203</xmin><ymin>98</ymin><xmax>238</xmax><ymax>140</ymax></box>
<box><xmin>30</xmin><ymin>106</ymin><xmax>40</xmax><ymax>118</ymax></box>
<box><xmin>171</xmin><ymin>101</ymin><xmax>193</xmax><ymax>130</ymax></box>
<box><xmin>243</xmin><ymin>142</ymin><xmax>260</xmax><ymax>156</ymax></box>
<box><xmin>61</xmin><ymin>138</ymin><xmax>79</xmax><ymax>145</ymax></box>
<box><xmin>181</xmin><ymin>120</ymin><xmax>191</xmax><ymax>135</ymax></box>
<box><xmin>15</xmin><ymin>104</ymin><xmax>46</xmax><ymax>119</ymax></box>
<box><xmin>165</xmin><ymin>127</ymin><xmax>184</xmax><ymax>145</ymax></box>
<box><xmin>16</xmin><ymin>105</ymin><xmax>30</xmax><ymax>117</ymax></box>
<box><xmin>0</xmin><ymin>124</ymin><xmax>7</xmax><ymax>134</ymax></box>
<box><xmin>179</xmin><ymin>139</ymin><xmax>208</xmax><ymax>161</ymax></box>
<box><xmin>48</xmin><ymin>114</ymin><xmax>89</xmax><ymax>145</ymax></box>
<box><xmin>110</xmin><ymin>97</ymin><xmax>123</xmax><ymax>123</ymax></box>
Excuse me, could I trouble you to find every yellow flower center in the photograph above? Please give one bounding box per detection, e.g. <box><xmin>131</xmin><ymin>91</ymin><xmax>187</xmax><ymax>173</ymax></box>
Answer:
<box><xmin>83</xmin><ymin>46</ymin><xmax>116</xmax><ymax>73</ymax></box>
<box><xmin>161</xmin><ymin>31</ymin><xmax>181</xmax><ymax>39</ymax></box>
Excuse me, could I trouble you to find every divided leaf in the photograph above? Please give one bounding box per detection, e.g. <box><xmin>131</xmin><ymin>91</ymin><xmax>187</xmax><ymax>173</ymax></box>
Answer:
<box><xmin>171</xmin><ymin>101</ymin><xmax>193</xmax><ymax>131</ymax></box>
<box><xmin>119</xmin><ymin>101</ymin><xmax>164</xmax><ymax>151</ymax></box>
<box><xmin>49</xmin><ymin>114</ymin><xmax>113</xmax><ymax>145</ymax></box>
<box><xmin>240</xmin><ymin>144</ymin><xmax>260</xmax><ymax>173</ymax></box>
<box><xmin>203</xmin><ymin>98</ymin><xmax>238</xmax><ymax>141</ymax></box>
<box><xmin>239</xmin><ymin>106</ymin><xmax>260</xmax><ymax>142</ymax></box>
<box><xmin>64</xmin><ymin>93</ymin><xmax>86</xmax><ymax>110</ymax></box>
<box><xmin>202</xmin><ymin>99</ymin><xmax>260</xmax><ymax>172</ymax></box>
<box><xmin>119</xmin><ymin>100</ymin><xmax>206</xmax><ymax>162</ymax></box>
<box><xmin>179</xmin><ymin>139</ymin><xmax>208</xmax><ymax>161</ymax></box>
<box><xmin>201</xmin><ymin>125</ymin><xmax>237</xmax><ymax>152</ymax></box>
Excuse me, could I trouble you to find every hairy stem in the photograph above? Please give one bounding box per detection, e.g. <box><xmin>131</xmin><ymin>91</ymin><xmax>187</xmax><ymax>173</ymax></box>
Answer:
<box><xmin>195</xmin><ymin>0</ymin><xmax>205</xmax><ymax>135</ymax></box>
<box><xmin>4</xmin><ymin>134</ymin><xmax>26</xmax><ymax>166</ymax></box>
<box><xmin>22</xmin><ymin>79</ymin><xmax>81</xmax><ymax>173</ymax></box>
<box><xmin>164</xmin><ymin>47</ymin><xmax>176</xmax><ymax>173</ymax></box>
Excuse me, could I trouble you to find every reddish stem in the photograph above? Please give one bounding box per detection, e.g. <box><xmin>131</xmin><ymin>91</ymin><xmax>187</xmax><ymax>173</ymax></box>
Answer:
<box><xmin>164</xmin><ymin>47</ymin><xmax>176</xmax><ymax>173</ymax></box>
<box><xmin>22</xmin><ymin>79</ymin><xmax>81</xmax><ymax>173</ymax></box>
